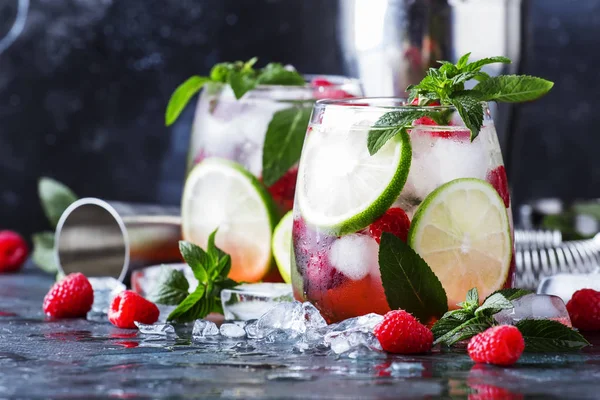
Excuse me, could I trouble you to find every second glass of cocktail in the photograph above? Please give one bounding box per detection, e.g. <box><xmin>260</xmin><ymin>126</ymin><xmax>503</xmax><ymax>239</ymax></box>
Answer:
<box><xmin>291</xmin><ymin>98</ymin><xmax>515</xmax><ymax>323</ymax></box>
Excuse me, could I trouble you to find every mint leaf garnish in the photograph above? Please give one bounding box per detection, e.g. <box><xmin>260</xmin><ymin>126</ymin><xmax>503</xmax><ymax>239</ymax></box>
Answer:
<box><xmin>516</xmin><ymin>319</ymin><xmax>589</xmax><ymax>352</ymax></box>
<box><xmin>31</xmin><ymin>232</ymin><xmax>58</xmax><ymax>273</ymax></box>
<box><xmin>474</xmin><ymin>75</ymin><xmax>554</xmax><ymax>103</ymax></box>
<box><xmin>257</xmin><ymin>63</ymin><xmax>305</xmax><ymax>86</ymax></box>
<box><xmin>167</xmin><ymin>229</ymin><xmax>237</xmax><ymax>322</ymax></box>
<box><xmin>434</xmin><ymin>316</ymin><xmax>491</xmax><ymax>346</ymax></box>
<box><xmin>448</xmin><ymin>91</ymin><xmax>484</xmax><ymax>141</ymax></box>
<box><xmin>148</xmin><ymin>267</ymin><xmax>190</xmax><ymax>306</ymax></box>
<box><xmin>38</xmin><ymin>177</ymin><xmax>78</xmax><ymax>228</ymax></box>
<box><xmin>378</xmin><ymin>232</ymin><xmax>447</xmax><ymax>323</ymax></box>
<box><xmin>262</xmin><ymin>107</ymin><xmax>312</xmax><ymax>186</ymax></box>
<box><xmin>165</xmin><ymin>76</ymin><xmax>210</xmax><ymax>126</ymax></box>
<box><xmin>367</xmin><ymin>110</ymin><xmax>433</xmax><ymax>155</ymax></box>
<box><xmin>165</xmin><ymin>58</ymin><xmax>305</xmax><ymax>125</ymax></box>
<box><xmin>228</xmin><ymin>70</ymin><xmax>258</xmax><ymax>100</ymax></box>
<box><xmin>376</xmin><ymin>52</ymin><xmax>553</xmax><ymax>149</ymax></box>
<box><xmin>486</xmin><ymin>288</ymin><xmax>533</xmax><ymax>302</ymax></box>
<box><xmin>463</xmin><ymin>56</ymin><xmax>511</xmax><ymax>72</ymax></box>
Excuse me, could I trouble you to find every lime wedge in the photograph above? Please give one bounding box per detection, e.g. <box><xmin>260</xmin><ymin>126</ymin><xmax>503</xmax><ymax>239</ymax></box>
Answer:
<box><xmin>297</xmin><ymin>127</ymin><xmax>411</xmax><ymax>235</ymax></box>
<box><xmin>408</xmin><ymin>178</ymin><xmax>512</xmax><ymax>307</ymax></box>
<box><xmin>272</xmin><ymin>211</ymin><xmax>293</xmax><ymax>283</ymax></box>
<box><xmin>181</xmin><ymin>158</ymin><xmax>279</xmax><ymax>283</ymax></box>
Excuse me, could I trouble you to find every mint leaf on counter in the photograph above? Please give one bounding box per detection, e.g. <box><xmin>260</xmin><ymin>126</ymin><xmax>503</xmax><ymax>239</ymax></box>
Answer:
<box><xmin>39</xmin><ymin>177</ymin><xmax>78</xmax><ymax>228</ymax></box>
<box><xmin>378</xmin><ymin>232</ymin><xmax>448</xmax><ymax>323</ymax></box>
<box><xmin>148</xmin><ymin>267</ymin><xmax>189</xmax><ymax>306</ymax></box>
<box><xmin>474</xmin><ymin>292</ymin><xmax>513</xmax><ymax>317</ymax></box>
<box><xmin>262</xmin><ymin>107</ymin><xmax>311</xmax><ymax>186</ymax></box>
<box><xmin>516</xmin><ymin>319</ymin><xmax>589</xmax><ymax>352</ymax></box>
<box><xmin>474</xmin><ymin>75</ymin><xmax>554</xmax><ymax>103</ymax></box>
<box><xmin>167</xmin><ymin>229</ymin><xmax>237</xmax><ymax>322</ymax></box>
<box><xmin>165</xmin><ymin>76</ymin><xmax>210</xmax><ymax>126</ymax></box>
<box><xmin>31</xmin><ymin>232</ymin><xmax>58</xmax><ymax>274</ymax></box>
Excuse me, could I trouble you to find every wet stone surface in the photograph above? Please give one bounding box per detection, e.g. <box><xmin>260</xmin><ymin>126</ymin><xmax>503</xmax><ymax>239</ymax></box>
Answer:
<box><xmin>3</xmin><ymin>266</ymin><xmax>600</xmax><ymax>398</ymax></box>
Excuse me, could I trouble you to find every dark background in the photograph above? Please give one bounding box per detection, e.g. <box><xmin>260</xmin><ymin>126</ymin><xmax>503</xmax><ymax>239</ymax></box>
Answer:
<box><xmin>0</xmin><ymin>0</ymin><xmax>598</xmax><ymax>239</ymax></box>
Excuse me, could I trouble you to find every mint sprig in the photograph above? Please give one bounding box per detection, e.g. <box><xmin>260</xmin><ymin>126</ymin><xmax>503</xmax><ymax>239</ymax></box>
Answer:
<box><xmin>378</xmin><ymin>233</ymin><xmax>448</xmax><ymax>323</ymax></box>
<box><xmin>166</xmin><ymin>229</ymin><xmax>238</xmax><ymax>322</ymax></box>
<box><xmin>148</xmin><ymin>267</ymin><xmax>190</xmax><ymax>306</ymax></box>
<box><xmin>368</xmin><ymin>53</ymin><xmax>553</xmax><ymax>154</ymax></box>
<box><xmin>516</xmin><ymin>319</ymin><xmax>589</xmax><ymax>352</ymax></box>
<box><xmin>165</xmin><ymin>58</ymin><xmax>304</xmax><ymax>126</ymax></box>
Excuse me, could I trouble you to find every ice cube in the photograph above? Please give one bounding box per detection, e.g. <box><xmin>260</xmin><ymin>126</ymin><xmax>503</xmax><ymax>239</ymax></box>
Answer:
<box><xmin>302</xmin><ymin>302</ymin><xmax>327</xmax><ymax>330</ymax></box>
<box><xmin>220</xmin><ymin>323</ymin><xmax>246</xmax><ymax>338</ymax></box>
<box><xmin>538</xmin><ymin>273</ymin><xmax>600</xmax><ymax>303</ymax></box>
<box><xmin>255</xmin><ymin>301</ymin><xmax>327</xmax><ymax>339</ymax></box>
<box><xmin>134</xmin><ymin>322</ymin><xmax>177</xmax><ymax>337</ymax></box>
<box><xmin>402</xmin><ymin>130</ymin><xmax>488</xmax><ymax>202</ymax></box>
<box><xmin>494</xmin><ymin>293</ymin><xmax>572</xmax><ymax>327</ymax></box>
<box><xmin>256</xmin><ymin>302</ymin><xmax>304</xmax><ymax>337</ymax></box>
<box><xmin>324</xmin><ymin>330</ymin><xmax>382</xmax><ymax>354</ymax></box>
<box><xmin>221</xmin><ymin>283</ymin><xmax>294</xmax><ymax>321</ymax></box>
<box><xmin>328</xmin><ymin>234</ymin><xmax>379</xmax><ymax>280</ymax></box>
<box><xmin>88</xmin><ymin>277</ymin><xmax>126</xmax><ymax>314</ymax></box>
<box><xmin>244</xmin><ymin>319</ymin><xmax>259</xmax><ymax>339</ymax></box>
<box><xmin>327</xmin><ymin>313</ymin><xmax>384</xmax><ymax>333</ymax></box>
<box><xmin>323</xmin><ymin>313</ymin><xmax>384</xmax><ymax>354</ymax></box>
<box><xmin>192</xmin><ymin>320</ymin><xmax>219</xmax><ymax>337</ymax></box>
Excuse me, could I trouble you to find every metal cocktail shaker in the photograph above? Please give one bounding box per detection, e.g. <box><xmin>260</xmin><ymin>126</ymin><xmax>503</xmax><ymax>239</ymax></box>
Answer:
<box><xmin>337</xmin><ymin>0</ymin><xmax>524</xmax><ymax>155</ymax></box>
<box><xmin>54</xmin><ymin>198</ymin><xmax>183</xmax><ymax>282</ymax></box>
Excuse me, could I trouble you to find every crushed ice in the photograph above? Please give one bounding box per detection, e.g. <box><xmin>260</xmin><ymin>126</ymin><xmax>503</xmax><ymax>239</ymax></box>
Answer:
<box><xmin>187</xmin><ymin>301</ymin><xmax>383</xmax><ymax>357</ymax></box>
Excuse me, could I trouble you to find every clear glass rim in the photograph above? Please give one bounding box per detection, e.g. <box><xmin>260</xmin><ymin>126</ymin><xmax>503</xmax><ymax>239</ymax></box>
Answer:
<box><xmin>233</xmin><ymin>74</ymin><xmax>361</xmax><ymax>91</ymax></box>
<box><xmin>315</xmin><ymin>97</ymin><xmax>488</xmax><ymax>112</ymax></box>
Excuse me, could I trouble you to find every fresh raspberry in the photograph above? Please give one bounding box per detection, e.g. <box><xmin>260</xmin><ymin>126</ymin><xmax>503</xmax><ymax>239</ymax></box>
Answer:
<box><xmin>267</xmin><ymin>167</ymin><xmax>298</xmax><ymax>213</ymax></box>
<box><xmin>108</xmin><ymin>290</ymin><xmax>159</xmax><ymax>329</ymax></box>
<box><xmin>0</xmin><ymin>230</ymin><xmax>28</xmax><ymax>273</ymax></box>
<box><xmin>43</xmin><ymin>272</ymin><xmax>94</xmax><ymax>318</ymax></box>
<box><xmin>486</xmin><ymin>166</ymin><xmax>510</xmax><ymax>208</ymax></box>
<box><xmin>368</xmin><ymin>208</ymin><xmax>410</xmax><ymax>244</ymax></box>
<box><xmin>373</xmin><ymin>310</ymin><xmax>433</xmax><ymax>354</ymax></box>
<box><xmin>566</xmin><ymin>289</ymin><xmax>600</xmax><ymax>331</ymax></box>
<box><xmin>467</xmin><ymin>325</ymin><xmax>524</xmax><ymax>366</ymax></box>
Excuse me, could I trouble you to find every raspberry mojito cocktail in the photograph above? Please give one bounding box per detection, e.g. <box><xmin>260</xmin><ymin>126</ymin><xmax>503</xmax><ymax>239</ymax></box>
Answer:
<box><xmin>291</xmin><ymin>98</ymin><xmax>514</xmax><ymax>322</ymax></box>
<box><xmin>290</xmin><ymin>54</ymin><xmax>554</xmax><ymax>323</ymax></box>
<box><xmin>166</xmin><ymin>60</ymin><xmax>361</xmax><ymax>283</ymax></box>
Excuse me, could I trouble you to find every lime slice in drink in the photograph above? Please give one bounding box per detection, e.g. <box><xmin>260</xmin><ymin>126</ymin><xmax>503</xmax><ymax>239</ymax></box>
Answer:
<box><xmin>297</xmin><ymin>127</ymin><xmax>411</xmax><ymax>235</ymax></box>
<box><xmin>408</xmin><ymin>178</ymin><xmax>512</xmax><ymax>307</ymax></box>
<box><xmin>181</xmin><ymin>158</ymin><xmax>279</xmax><ymax>283</ymax></box>
<box><xmin>272</xmin><ymin>211</ymin><xmax>294</xmax><ymax>284</ymax></box>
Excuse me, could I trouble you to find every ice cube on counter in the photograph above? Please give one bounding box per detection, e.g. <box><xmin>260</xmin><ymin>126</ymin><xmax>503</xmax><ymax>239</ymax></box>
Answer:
<box><xmin>221</xmin><ymin>283</ymin><xmax>294</xmax><ymax>321</ymax></box>
<box><xmin>538</xmin><ymin>273</ymin><xmax>600</xmax><ymax>303</ymax></box>
<box><xmin>254</xmin><ymin>301</ymin><xmax>327</xmax><ymax>339</ymax></box>
<box><xmin>88</xmin><ymin>277</ymin><xmax>126</xmax><ymax>314</ymax></box>
<box><xmin>135</xmin><ymin>322</ymin><xmax>177</xmax><ymax>337</ymax></box>
<box><xmin>494</xmin><ymin>293</ymin><xmax>572</xmax><ymax>327</ymax></box>
<box><xmin>220</xmin><ymin>323</ymin><xmax>246</xmax><ymax>338</ymax></box>
<box><xmin>323</xmin><ymin>313</ymin><xmax>384</xmax><ymax>354</ymax></box>
<box><xmin>192</xmin><ymin>320</ymin><xmax>219</xmax><ymax>338</ymax></box>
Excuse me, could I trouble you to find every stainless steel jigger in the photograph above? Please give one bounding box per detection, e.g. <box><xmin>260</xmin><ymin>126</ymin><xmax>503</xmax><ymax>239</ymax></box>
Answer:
<box><xmin>54</xmin><ymin>198</ymin><xmax>183</xmax><ymax>282</ymax></box>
